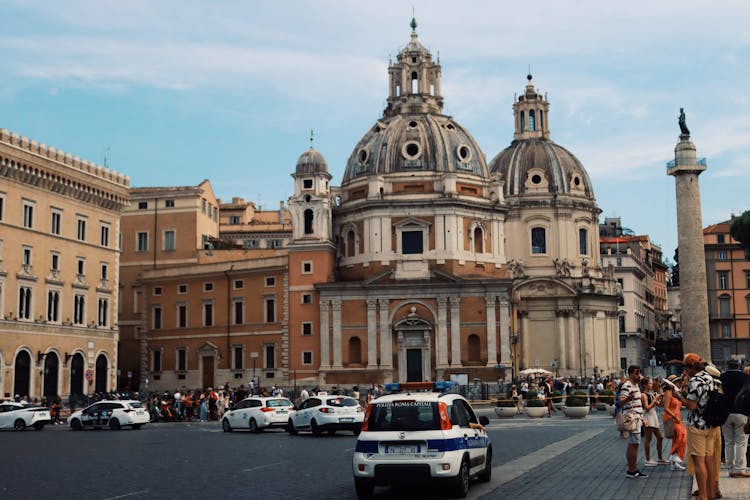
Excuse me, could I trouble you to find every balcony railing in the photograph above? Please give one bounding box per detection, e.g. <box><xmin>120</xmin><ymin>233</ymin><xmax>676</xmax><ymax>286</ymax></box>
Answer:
<box><xmin>666</xmin><ymin>157</ymin><xmax>707</xmax><ymax>170</ymax></box>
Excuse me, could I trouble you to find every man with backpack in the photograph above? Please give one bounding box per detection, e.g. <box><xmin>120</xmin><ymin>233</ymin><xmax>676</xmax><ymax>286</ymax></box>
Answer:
<box><xmin>674</xmin><ymin>353</ymin><xmax>719</xmax><ymax>500</ymax></box>
<box><xmin>720</xmin><ymin>359</ymin><xmax>750</xmax><ymax>478</ymax></box>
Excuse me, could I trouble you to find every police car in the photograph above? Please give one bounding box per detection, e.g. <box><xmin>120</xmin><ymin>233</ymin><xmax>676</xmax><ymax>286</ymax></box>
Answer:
<box><xmin>68</xmin><ymin>400</ymin><xmax>149</xmax><ymax>430</ymax></box>
<box><xmin>352</xmin><ymin>382</ymin><xmax>491</xmax><ymax>498</ymax></box>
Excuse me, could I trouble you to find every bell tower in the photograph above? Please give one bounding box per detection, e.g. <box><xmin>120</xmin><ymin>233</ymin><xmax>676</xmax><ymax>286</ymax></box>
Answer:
<box><xmin>384</xmin><ymin>18</ymin><xmax>443</xmax><ymax>117</ymax></box>
<box><xmin>288</xmin><ymin>143</ymin><xmax>333</xmax><ymax>243</ymax></box>
<box><xmin>513</xmin><ymin>74</ymin><xmax>550</xmax><ymax>141</ymax></box>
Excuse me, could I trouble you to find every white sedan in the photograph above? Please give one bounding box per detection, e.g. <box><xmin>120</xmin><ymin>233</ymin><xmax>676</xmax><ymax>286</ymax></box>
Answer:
<box><xmin>68</xmin><ymin>400</ymin><xmax>149</xmax><ymax>430</ymax></box>
<box><xmin>0</xmin><ymin>402</ymin><xmax>51</xmax><ymax>431</ymax></box>
<box><xmin>222</xmin><ymin>396</ymin><xmax>294</xmax><ymax>433</ymax></box>
<box><xmin>288</xmin><ymin>393</ymin><xmax>364</xmax><ymax>436</ymax></box>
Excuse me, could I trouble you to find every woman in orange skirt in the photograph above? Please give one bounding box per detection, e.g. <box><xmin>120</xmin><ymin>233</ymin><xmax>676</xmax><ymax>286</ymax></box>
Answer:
<box><xmin>662</xmin><ymin>374</ymin><xmax>686</xmax><ymax>470</ymax></box>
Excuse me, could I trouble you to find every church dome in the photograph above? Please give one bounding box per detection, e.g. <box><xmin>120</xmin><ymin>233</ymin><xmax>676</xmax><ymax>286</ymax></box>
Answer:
<box><xmin>342</xmin><ymin>19</ymin><xmax>488</xmax><ymax>185</ymax></box>
<box><xmin>342</xmin><ymin>114</ymin><xmax>488</xmax><ymax>183</ymax></box>
<box><xmin>295</xmin><ymin>148</ymin><xmax>328</xmax><ymax>175</ymax></box>
<box><xmin>489</xmin><ymin>139</ymin><xmax>594</xmax><ymax>198</ymax></box>
<box><xmin>488</xmin><ymin>75</ymin><xmax>594</xmax><ymax>199</ymax></box>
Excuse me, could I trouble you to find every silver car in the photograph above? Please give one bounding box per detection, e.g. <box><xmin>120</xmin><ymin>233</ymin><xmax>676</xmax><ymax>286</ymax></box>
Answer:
<box><xmin>222</xmin><ymin>397</ymin><xmax>294</xmax><ymax>433</ymax></box>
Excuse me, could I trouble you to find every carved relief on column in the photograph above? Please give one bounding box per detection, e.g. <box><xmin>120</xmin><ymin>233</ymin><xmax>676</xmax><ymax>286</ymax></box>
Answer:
<box><xmin>436</xmin><ymin>297</ymin><xmax>448</xmax><ymax>367</ymax></box>
<box><xmin>449</xmin><ymin>297</ymin><xmax>461</xmax><ymax>367</ymax></box>
<box><xmin>332</xmin><ymin>299</ymin><xmax>343</xmax><ymax>368</ymax></box>
<box><xmin>366</xmin><ymin>299</ymin><xmax>377</xmax><ymax>368</ymax></box>
<box><xmin>379</xmin><ymin>299</ymin><xmax>392</xmax><ymax>367</ymax></box>
<box><xmin>485</xmin><ymin>295</ymin><xmax>498</xmax><ymax>366</ymax></box>
<box><xmin>319</xmin><ymin>301</ymin><xmax>330</xmax><ymax>369</ymax></box>
<box><xmin>498</xmin><ymin>300</ymin><xmax>511</xmax><ymax>364</ymax></box>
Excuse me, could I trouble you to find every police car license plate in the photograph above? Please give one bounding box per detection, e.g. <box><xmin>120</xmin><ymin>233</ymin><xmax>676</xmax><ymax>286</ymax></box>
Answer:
<box><xmin>385</xmin><ymin>445</ymin><xmax>419</xmax><ymax>454</ymax></box>
<box><xmin>277</xmin><ymin>409</ymin><xmax>287</xmax><ymax>414</ymax></box>
<box><xmin>136</xmin><ymin>410</ymin><xmax>144</xmax><ymax>415</ymax></box>
<box><xmin>339</xmin><ymin>417</ymin><xmax>354</xmax><ymax>422</ymax></box>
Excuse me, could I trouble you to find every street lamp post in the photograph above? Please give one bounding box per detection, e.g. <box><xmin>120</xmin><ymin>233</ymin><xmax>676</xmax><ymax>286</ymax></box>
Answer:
<box><xmin>250</xmin><ymin>351</ymin><xmax>259</xmax><ymax>394</ymax></box>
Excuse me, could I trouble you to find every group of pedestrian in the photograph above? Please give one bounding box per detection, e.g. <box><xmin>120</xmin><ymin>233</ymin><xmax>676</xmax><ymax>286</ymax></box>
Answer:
<box><xmin>619</xmin><ymin>353</ymin><xmax>750</xmax><ymax>500</ymax></box>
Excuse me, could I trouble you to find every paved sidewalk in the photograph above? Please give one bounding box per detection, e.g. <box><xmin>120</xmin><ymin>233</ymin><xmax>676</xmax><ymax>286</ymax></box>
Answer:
<box><xmin>471</xmin><ymin>412</ymin><xmax>750</xmax><ymax>500</ymax></box>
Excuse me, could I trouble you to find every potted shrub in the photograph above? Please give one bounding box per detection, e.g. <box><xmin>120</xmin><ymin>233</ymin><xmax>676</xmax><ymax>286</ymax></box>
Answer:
<box><xmin>563</xmin><ymin>390</ymin><xmax>589</xmax><ymax>418</ymax></box>
<box><xmin>524</xmin><ymin>390</ymin><xmax>547</xmax><ymax>418</ymax></box>
<box><xmin>494</xmin><ymin>396</ymin><xmax>518</xmax><ymax>418</ymax></box>
<box><xmin>599</xmin><ymin>389</ymin><xmax>616</xmax><ymax>416</ymax></box>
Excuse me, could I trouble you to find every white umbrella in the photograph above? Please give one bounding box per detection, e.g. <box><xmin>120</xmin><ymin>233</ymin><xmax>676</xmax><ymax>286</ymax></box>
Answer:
<box><xmin>519</xmin><ymin>368</ymin><xmax>553</xmax><ymax>377</ymax></box>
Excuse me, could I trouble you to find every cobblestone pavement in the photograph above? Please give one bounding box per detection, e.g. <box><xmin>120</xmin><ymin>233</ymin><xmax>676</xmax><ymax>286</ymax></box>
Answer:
<box><xmin>471</xmin><ymin>409</ymin><xmax>749</xmax><ymax>500</ymax></box>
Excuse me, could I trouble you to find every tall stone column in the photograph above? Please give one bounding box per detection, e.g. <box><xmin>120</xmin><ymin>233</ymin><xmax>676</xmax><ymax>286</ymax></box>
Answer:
<box><xmin>366</xmin><ymin>299</ymin><xmax>377</xmax><ymax>368</ymax></box>
<box><xmin>667</xmin><ymin>129</ymin><xmax>711</xmax><ymax>361</ymax></box>
<box><xmin>555</xmin><ymin>310</ymin><xmax>568</xmax><ymax>371</ymax></box>
<box><xmin>485</xmin><ymin>295</ymin><xmax>498</xmax><ymax>366</ymax></box>
<box><xmin>319</xmin><ymin>301</ymin><xmax>330</xmax><ymax>369</ymax></box>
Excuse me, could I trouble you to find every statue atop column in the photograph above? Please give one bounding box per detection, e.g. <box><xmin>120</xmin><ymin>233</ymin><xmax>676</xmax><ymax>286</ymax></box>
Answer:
<box><xmin>678</xmin><ymin>108</ymin><xmax>690</xmax><ymax>137</ymax></box>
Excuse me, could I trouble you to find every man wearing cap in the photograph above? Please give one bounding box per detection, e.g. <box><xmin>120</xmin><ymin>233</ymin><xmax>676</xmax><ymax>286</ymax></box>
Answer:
<box><xmin>673</xmin><ymin>353</ymin><xmax>718</xmax><ymax>500</ymax></box>
<box><xmin>720</xmin><ymin>358</ymin><xmax>750</xmax><ymax>478</ymax></box>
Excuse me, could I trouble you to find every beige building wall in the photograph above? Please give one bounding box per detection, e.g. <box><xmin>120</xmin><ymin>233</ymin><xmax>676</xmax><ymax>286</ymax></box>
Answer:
<box><xmin>0</xmin><ymin>128</ymin><xmax>129</xmax><ymax>401</ymax></box>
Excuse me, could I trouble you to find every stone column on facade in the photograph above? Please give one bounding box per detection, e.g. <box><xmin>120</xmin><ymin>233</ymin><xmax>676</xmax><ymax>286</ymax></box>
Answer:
<box><xmin>499</xmin><ymin>300</ymin><xmax>511</xmax><ymax>364</ymax></box>
<box><xmin>449</xmin><ymin>297</ymin><xmax>461</xmax><ymax>366</ymax></box>
<box><xmin>668</xmin><ymin>135</ymin><xmax>711</xmax><ymax>360</ymax></box>
<box><xmin>436</xmin><ymin>297</ymin><xmax>448</xmax><ymax>367</ymax></box>
<box><xmin>381</xmin><ymin>217</ymin><xmax>392</xmax><ymax>262</ymax></box>
<box><xmin>379</xmin><ymin>299</ymin><xmax>392</xmax><ymax>367</ymax></box>
<box><xmin>567</xmin><ymin>314</ymin><xmax>577</xmax><ymax>373</ymax></box>
<box><xmin>485</xmin><ymin>295</ymin><xmax>498</xmax><ymax>366</ymax></box>
<box><xmin>555</xmin><ymin>309</ymin><xmax>568</xmax><ymax>371</ymax></box>
<box><xmin>366</xmin><ymin>299</ymin><xmax>377</xmax><ymax>368</ymax></box>
<box><xmin>520</xmin><ymin>311</ymin><xmax>530</xmax><ymax>368</ymax></box>
<box><xmin>332</xmin><ymin>299</ymin><xmax>343</xmax><ymax>369</ymax></box>
<box><xmin>319</xmin><ymin>301</ymin><xmax>330</xmax><ymax>369</ymax></box>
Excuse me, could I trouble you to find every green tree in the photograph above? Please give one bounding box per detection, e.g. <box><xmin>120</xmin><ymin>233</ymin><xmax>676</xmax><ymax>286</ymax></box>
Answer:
<box><xmin>730</xmin><ymin>210</ymin><xmax>750</xmax><ymax>260</ymax></box>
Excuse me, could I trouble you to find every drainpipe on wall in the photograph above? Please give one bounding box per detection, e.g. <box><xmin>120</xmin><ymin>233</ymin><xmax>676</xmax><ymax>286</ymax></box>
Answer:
<box><xmin>152</xmin><ymin>198</ymin><xmax>158</xmax><ymax>270</ymax></box>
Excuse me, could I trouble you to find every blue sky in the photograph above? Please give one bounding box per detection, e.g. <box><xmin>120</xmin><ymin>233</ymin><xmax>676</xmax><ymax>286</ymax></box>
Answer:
<box><xmin>2</xmin><ymin>0</ymin><xmax>749</xmax><ymax>261</ymax></box>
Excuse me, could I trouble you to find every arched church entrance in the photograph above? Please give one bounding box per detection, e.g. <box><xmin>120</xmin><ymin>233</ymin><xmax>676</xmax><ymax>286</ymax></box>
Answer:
<box><xmin>70</xmin><ymin>353</ymin><xmax>84</xmax><ymax>398</ymax></box>
<box><xmin>13</xmin><ymin>350</ymin><xmax>31</xmax><ymax>398</ymax></box>
<box><xmin>394</xmin><ymin>311</ymin><xmax>433</xmax><ymax>382</ymax></box>
<box><xmin>43</xmin><ymin>352</ymin><xmax>60</xmax><ymax>401</ymax></box>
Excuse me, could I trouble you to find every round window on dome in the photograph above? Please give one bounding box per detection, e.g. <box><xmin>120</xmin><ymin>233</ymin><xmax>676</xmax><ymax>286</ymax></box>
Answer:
<box><xmin>408</xmin><ymin>121</ymin><xmax>418</xmax><ymax>129</ymax></box>
<box><xmin>573</xmin><ymin>176</ymin><xmax>581</xmax><ymax>187</ymax></box>
<box><xmin>456</xmin><ymin>144</ymin><xmax>472</xmax><ymax>163</ymax></box>
<box><xmin>358</xmin><ymin>148</ymin><xmax>369</xmax><ymax>165</ymax></box>
<box><xmin>531</xmin><ymin>174</ymin><xmax>542</xmax><ymax>184</ymax></box>
<box><xmin>446</xmin><ymin>123</ymin><xmax>455</xmax><ymax>130</ymax></box>
<box><xmin>402</xmin><ymin>141</ymin><xmax>422</xmax><ymax>160</ymax></box>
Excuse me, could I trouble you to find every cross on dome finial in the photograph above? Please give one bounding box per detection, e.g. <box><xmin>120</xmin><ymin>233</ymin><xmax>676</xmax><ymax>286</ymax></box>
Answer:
<box><xmin>527</xmin><ymin>65</ymin><xmax>532</xmax><ymax>82</ymax></box>
<box><xmin>310</xmin><ymin>129</ymin><xmax>314</xmax><ymax>149</ymax></box>
<box><xmin>410</xmin><ymin>11</ymin><xmax>417</xmax><ymax>34</ymax></box>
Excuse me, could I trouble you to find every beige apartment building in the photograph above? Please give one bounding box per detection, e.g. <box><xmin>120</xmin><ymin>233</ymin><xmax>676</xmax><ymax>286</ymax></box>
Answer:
<box><xmin>0</xmin><ymin>128</ymin><xmax>129</xmax><ymax>401</ymax></box>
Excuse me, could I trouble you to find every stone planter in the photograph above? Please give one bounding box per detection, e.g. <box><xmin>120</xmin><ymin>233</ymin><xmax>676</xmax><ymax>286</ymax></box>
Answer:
<box><xmin>494</xmin><ymin>407</ymin><xmax>518</xmax><ymax>418</ymax></box>
<box><xmin>525</xmin><ymin>406</ymin><xmax>547</xmax><ymax>418</ymax></box>
<box><xmin>563</xmin><ymin>406</ymin><xmax>589</xmax><ymax>419</ymax></box>
<box><xmin>606</xmin><ymin>404</ymin><xmax>616</xmax><ymax>417</ymax></box>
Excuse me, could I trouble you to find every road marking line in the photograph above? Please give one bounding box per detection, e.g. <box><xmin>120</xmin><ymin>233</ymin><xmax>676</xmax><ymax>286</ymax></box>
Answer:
<box><xmin>103</xmin><ymin>490</ymin><xmax>149</xmax><ymax>500</ymax></box>
<box><xmin>344</xmin><ymin>448</ymin><xmax>355</xmax><ymax>452</ymax></box>
<box><xmin>242</xmin><ymin>461</ymin><xmax>287</xmax><ymax>472</ymax></box>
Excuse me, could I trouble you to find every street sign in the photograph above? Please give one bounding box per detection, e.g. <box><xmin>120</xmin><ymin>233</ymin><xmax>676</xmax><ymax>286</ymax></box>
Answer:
<box><xmin>85</xmin><ymin>369</ymin><xmax>94</xmax><ymax>381</ymax></box>
<box><xmin>250</xmin><ymin>352</ymin><xmax>259</xmax><ymax>358</ymax></box>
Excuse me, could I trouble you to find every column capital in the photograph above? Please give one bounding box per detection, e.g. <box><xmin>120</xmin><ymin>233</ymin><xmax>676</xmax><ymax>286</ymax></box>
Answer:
<box><xmin>366</xmin><ymin>299</ymin><xmax>377</xmax><ymax>310</ymax></box>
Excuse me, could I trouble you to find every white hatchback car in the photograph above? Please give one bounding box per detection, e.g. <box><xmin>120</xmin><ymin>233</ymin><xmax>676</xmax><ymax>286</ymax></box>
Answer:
<box><xmin>68</xmin><ymin>400</ymin><xmax>149</xmax><ymax>430</ymax></box>
<box><xmin>0</xmin><ymin>402</ymin><xmax>51</xmax><ymax>431</ymax></box>
<box><xmin>352</xmin><ymin>382</ymin><xmax>491</xmax><ymax>498</ymax></box>
<box><xmin>222</xmin><ymin>396</ymin><xmax>294</xmax><ymax>433</ymax></box>
<box><xmin>288</xmin><ymin>392</ymin><xmax>364</xmax><ymax>436</ymax></box>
